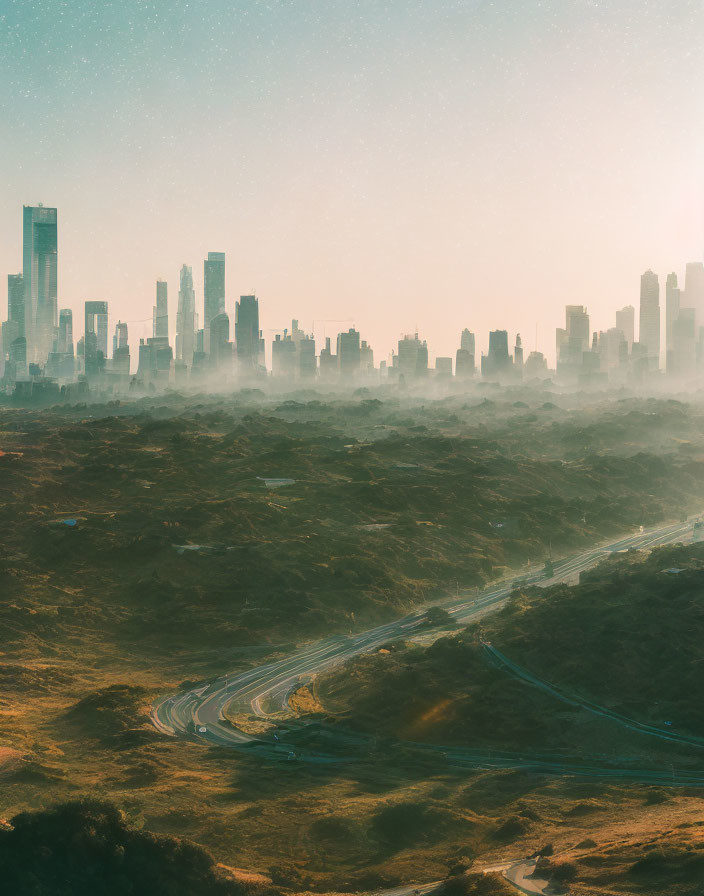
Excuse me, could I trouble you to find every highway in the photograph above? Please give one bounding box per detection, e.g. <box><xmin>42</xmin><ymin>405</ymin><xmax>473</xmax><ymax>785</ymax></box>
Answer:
<box><xmin>153</xmin><ymin>517</ymin><xmax>703</xmax><ymax>896</ymax></box>
<box><xmin>152</xmin><ymin>515</ymin><xmax>704</xmax><ymax>783</ymax></box>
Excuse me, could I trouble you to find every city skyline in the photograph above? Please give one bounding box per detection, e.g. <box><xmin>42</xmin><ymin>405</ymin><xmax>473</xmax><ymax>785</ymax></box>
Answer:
<box><xmin>2</xmin><ymin>2</ymin><xmax>704</xmax><ymax>364</ymax></box>
<box><xmin>3</xmin><ymin>201</ymin><xmax>704</xmax><ymax>373</ymax></box>
<box><xmin>5</xmin><ymin>203</ymin><xmax>704</xmax><ymax>394</ymax></box>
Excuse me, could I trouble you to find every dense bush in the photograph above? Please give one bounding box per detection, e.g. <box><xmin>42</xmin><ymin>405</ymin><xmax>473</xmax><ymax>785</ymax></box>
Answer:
<box><xmin>0</xmin><ymin>800</ymin><xmax>254</xmax><ymax>896</ymax></box>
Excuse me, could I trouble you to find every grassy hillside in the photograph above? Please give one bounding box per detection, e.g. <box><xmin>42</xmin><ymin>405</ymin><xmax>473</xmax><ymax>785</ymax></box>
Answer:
<box><xmin>3</xmin><ymin>389</ymin><xmax>704</xmax><ymax>891</ymax></box>
<box><xmin>309</xmin><ymin>543</ymin><xmax>704</xmax><ymax>892</ymax></box>
<box><xmin>485</xmin><ymin>542</ymin><xmax>704</xmax><ymax>737</ymax></box>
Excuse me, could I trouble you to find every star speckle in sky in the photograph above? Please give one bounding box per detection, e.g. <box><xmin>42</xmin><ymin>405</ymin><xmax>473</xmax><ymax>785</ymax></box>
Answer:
<box><xmin>2</xmin><ymin>0</ymin><xmax>704</xmax><ymax>359</ymax></box>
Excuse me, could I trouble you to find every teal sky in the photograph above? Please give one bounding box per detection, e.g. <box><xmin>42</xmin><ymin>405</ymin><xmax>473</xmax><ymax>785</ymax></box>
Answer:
<box><xmin>2</xmin><ymin>0</ymin><xmax>704</xmax><ymax>362</ymax></box>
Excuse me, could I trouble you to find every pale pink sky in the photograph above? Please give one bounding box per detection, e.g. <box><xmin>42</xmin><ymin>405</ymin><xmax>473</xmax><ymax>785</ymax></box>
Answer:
<box><xmin>2</xmin><ymin>1</ymin><xmax>703</xmax><ymax>364</ymax></box>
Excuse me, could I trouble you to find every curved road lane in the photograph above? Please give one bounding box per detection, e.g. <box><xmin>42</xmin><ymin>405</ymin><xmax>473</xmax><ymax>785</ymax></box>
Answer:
<box><xmin>152</xmin><ymin>516</ymin><xmax>704</xmax><ymax>783</ymax></box>
<box><xmin>153</xmin><ymin>518</ymin><xmax>703</xmax><ymax>896</ymax></box>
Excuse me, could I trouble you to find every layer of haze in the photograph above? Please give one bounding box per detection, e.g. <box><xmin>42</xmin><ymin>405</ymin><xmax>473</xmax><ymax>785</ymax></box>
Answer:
<box><xmin>2</xmin><ymin>0</ymin><xmax>704</xmax><ymax>363</ymax></box>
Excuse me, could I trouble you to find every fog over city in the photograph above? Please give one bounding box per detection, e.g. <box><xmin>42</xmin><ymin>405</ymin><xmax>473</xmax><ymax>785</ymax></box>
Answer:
<box><xmin>3</xmin><ymin>201</ymin><xmax>704</xmax><ymax>399</ymax></box>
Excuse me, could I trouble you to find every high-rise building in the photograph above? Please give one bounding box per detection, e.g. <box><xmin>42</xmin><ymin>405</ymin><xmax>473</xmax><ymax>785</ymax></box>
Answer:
<box><xmin>203</xmin><ymin>252</ymin><xmax>225</xmax><ymax>352</ymax></box>
<box><xmin>665</xmin><ymin>273</ymin><xmax>680</xmax><ymax>355</ymax></box>
<box><xmin>556</xmin><ymin>305</ymin><xmax>590</xmax><ymax>374</ymax></box>
<box><xmin>271</xmin><ymin>332</ymin><xmax>297</xmax><ymax>378</ymax></box>
<box><xmin>176</xmin><ymin>265</ymin><xmax>196</xmax><ymax>365</ymax></box>
<box><xmin>435</xmin><ymin>357</ymin><xmax>452</xmax><ymax>377</ymax></box>
<box><xmin>597</xmin><ymin>327</ymin><xmax>627</xmax><ymax>372</ymax></box>
<box><xmin>456</xmin><ymin>328</ymin><xmax>475</xmax><ymax>378</ymax></box>
<box><xmin>57</xmin><ymin>308</ymin><xmax>73</xmax><ymax>355</ymax></box>
<box><xmin>455</xmin><ymin>349</ymin><xmax>474</xmax><ymax>377</ymax></box>
<box><xmin>565</xmin><ymin>305</ymin><xmax>590</xmax><ymax>347</ymax></box>
<box><xmin>298</xmin><ymin>334</ymin><xmax>317</xmax><ymax>378</ymax></box>
<box><xmin>111</xmin><ymin>321</ymin><xmax>130</xmax><ymax>374</ymax></box>
<box><xmin>85</xmin><ymin>301</ymin><xmax>108</xmax><ymax>358</ymax></box>
<box><xmin>682</xmin><ymin>262</ymin><xmax>704</xmax><ymax>326</ymax></box>
<box><xmin>337</xmin><ymin>328</ymin><xmax>361</xmax><ymax>379</ymax></box>
<box><xmin>10</xmin><ymin>337</ymin><xmax>27</xmax><ymax>377</ymax></box>
<box><xmin>460</xmin><ymin>328</ymin><xmax>475</xmax><ymax>355</ymax></box>
<box><xmin>209</xmin><ymin>312</ymin><xmax>231</xmax><ymax>370</ymax></box>
<box><xmin>112</xmin><ymin>320</ymin><xmax>128</xmax><ymax>355</ymax></box>
<box><xmin>319</xmin><ymin>337</ymin><xmax>337</xmax><ymax>380</ymax></box>
<box><xmin>2</xmin><ymin>274</ymin><xmax>25</xmax><ymax>374</ymax></box>
<box><xmin>524</xmin><ymin>350</ymin><xmax>549</xmax><ymax>378</ymax></box>
<box><xmin>514</xmin><ymin>333</ymin><xmax>523</xmax><ymax>369</ymax></box>
<box><xmin>482</xmin><ymin>329</ymin><xmax>511</xmax><ymax>377</ymax></box>
<box><xmin>7</xmin><ymin>273</ymin><xmax>24</xmax><ymax>339</ymax></box>
<box><xmin>235</xmin><ymin>295</ymin><xmax>264</xmax><ymax>371</ymax></box>
<box><xmin>137</xmin><ymin>336</ymin><xmax>172</xmax><ymax>384</ymax></box>
<box><xmin>83</xmin><ymin>301</ymin><xmax>108</xmax><ymax>377</ymax></box>
<box><xmin>672</xmin><ymin>307</ymin><xmax>697</xmax><ymax>376</ymax></box>
<box><xmin>639</xmin><ymin>270</ymin><xmax>660</xmax><ymax>367</ymax></box>
<box><xmin>47</xmin><ymin>308</ymin><xmax>75</xmax><ymax>380</ymax></box>
<box><xmin>23</xmin><ymin>205</ymin><xmax>58</xmax><ymax>364</ymax></box>
<box><xmin>615</xmin><ymin>305</ymin><xmax>635</xmax><ymax>348</ymax></box>
<box><xmin>153</xmin><ymin>280</ymin><xmax>169</xmax><ymax>340</ymax></box>
<box><xmin>270</xmin><ymin>321</ymin><xmax>316</xmax><ymax>379</ymax></box>
<box><xmin>396</xmin><ymin>333</ymin><xmax>428</xmax><ymax>379</ymax></box>
<box><xmin>288</xmin><ymin>320</ymin><xmax>316</xmax><ymax>378</ymax></box>
<box><xmin>360</xmin><ymin>339</ymin><xmax>374</xmax><ymax>373</ymax></box>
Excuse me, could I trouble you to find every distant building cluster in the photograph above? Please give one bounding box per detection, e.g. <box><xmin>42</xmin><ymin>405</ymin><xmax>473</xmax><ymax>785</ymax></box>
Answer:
<box><xmin>553</xmin><ymin>264</ymin><xmax>704</xmax><ymax>385</ymax></box>
<box><xmin>3</xmin><ymin>204</ymin><xmax>704</xmax><ymax>399</ymax></box>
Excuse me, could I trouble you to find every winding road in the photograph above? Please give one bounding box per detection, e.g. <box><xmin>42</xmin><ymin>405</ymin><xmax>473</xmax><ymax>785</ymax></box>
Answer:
<box><xmin>152</xmin><ymin>516</ymin><xmax>704</xmax><ymax>783</ymax></box>
<box><xmin>152</xmin><ymin>517</ymin><xmax>704</xmax><ymax>896</ymax></box>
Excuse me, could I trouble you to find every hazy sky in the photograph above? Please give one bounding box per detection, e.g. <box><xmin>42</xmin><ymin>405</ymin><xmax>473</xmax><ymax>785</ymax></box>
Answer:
<box><xmin>2</xmin><ymin>0</ymin><xmax>704</xmax><ymax>363</ymax></box>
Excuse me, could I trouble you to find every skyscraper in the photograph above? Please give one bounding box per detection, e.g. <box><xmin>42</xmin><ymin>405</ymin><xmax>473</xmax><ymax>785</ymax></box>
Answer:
<box><xmin>84</xmin><ymin>301</ymin><xmax>108</xmax><ymax>358</ymax></box>
<box><xmin>203</xmin><ymin>252</ymin><xmax>225</xmax><ymax>352</ymax></box>
<box><xmin>665</xmin><ymin>272</ymin><xmax>680</xmax><ymax>357</ymax></box>
<box><xmin>7</xmin><ymin>273</ymin><xmax>24</xmax><ymax>339</ymax></box>
<box><xmin>565</xmin><ymin>305</ymin><xmax>590</xmax><ymax>348</ymax></box>
<box><xmin>57</xmin><ymin>308</ymin><xmax>73</xmax><ymax>355</ymax></box>
<box><xmin>112</xmin><ymin>320</ymin><xmax>128</xmax><ymax>355</ymax></box>
<box><xmin>481</xmin><ymin>329</ymin><xmax>511</xmax><ymax>377</ymax></box>
<box><xmin>176</xmin><ymin>265</ymin><xmax>196</xmax><ymax>365</ymax></box>
<box><xmin>639</xmin><ymin>270</ymin><xmax>660</xmax><ymax>367</ymax></box>
<box><xmin>235</xmin><ymin>295</ymin><xmax>263</xmax><ymax>371</ymax></box>
<box><xmin>271</xmin><ymin>332</ymin><xmax>297</xmax><ymax>378</ymax></box>
<box><xmin>456</xmin><ymin>328</ymin><xmax>475</xmax><ymax>378</ymax></box>
<box><xmin>460</xmin><ymin>329</ymin><xmax>475</xmax><ymax>355</ymax></box>
<box><xmin>615</xmin><ymin>305</ymin><xmax>635</xmax><ymax>348</ymax></box>
<box><xmin>112</xmin><ymin>321</ymin><xmax>130</xmax><ymax>374</ymax></box>
<box><xmin>514</xmin><ymin>333</ymin><xmax>523</xmax><ymax>369</ymax></box>
<box><xmin>672</xmin><ymin>307</ymin><xmax>697</xmax><ymax>376</ymax></box>
<box><xmin>23</xmin><ymin>205</ymin><xmax>57</xmax><ymax>364</ymax></box>
<box><xmin>360</xmin><ymin>339</ymin><xmax>374</xmax><ymax>373</ymax></box>
<box><xmin>3</xmin><ymin>274</ymin><xmax>25</xmax><ymax>372</ymax></box>
<box><xmin>556</xmin><ymin>305</ymin><xmax>590</xmax><ymax>374</ymax></box>
<box><xmin>319</xmin><ymin>337</ymin><xmax>337</xmax><ymax>380</ymax></box>
<box><xmin>337</xmin><ymin>328</ymin><xmax>361</xmax><ymax>379</ymax></box>
<box><xmin>209</xmin><ymin>312</ymin><xmax>231</xmax><ymax>370</ymax></box>
<box><xmin>396</xmin><ymin>333</ymin><xmax>428</xmax><ymax>379</ymax></box>
<box><xmin>153</xmin><ymin>280</ymin><xmax>169</xmax><ymax>340</ymax></box>
<box><xmin>683</xmin><ymin>262</ymin><xmax>704</xmax><ymax>327</ymax></box>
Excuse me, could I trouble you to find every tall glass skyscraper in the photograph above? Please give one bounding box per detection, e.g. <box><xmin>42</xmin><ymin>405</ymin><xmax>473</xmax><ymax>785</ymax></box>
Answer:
<box><xmin>639</xmin><ymin>270</ymin><xmax>660</xmax><ymax>367</ymax></box>
<box><xmin>203</xmin><ymin>252</ymin><xmax>225</xmax><ymax>353</ymax></box>
<box><xmin>176</xmin><ymin>265</ymin><xmax>196</xmax><ymax>364</ymax></box>
<box><xmin>235</xmin><ymin>295</ymin><xmax>263</xmax><ymax>370</ymax></box>
<box><xmin>58</xmin><ymin>308</ymin><xmax>73</xmax><ymax>355</ymax></box>
<box><xmin>154</xmin><ymin>280</ymin><xmax>169</xmax><ymax>340</ymax></box>
<box><xmin>23</xmin><ymin>205</ymin><xmax>58</xmax><ymax>364</ymax></box>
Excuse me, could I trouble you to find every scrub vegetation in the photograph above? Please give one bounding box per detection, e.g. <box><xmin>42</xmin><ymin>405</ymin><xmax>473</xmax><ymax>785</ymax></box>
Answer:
<box><xmin>2</xmin><ymin>387</ymin><xmax>704</xmax><ymax>893</ymax></box>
